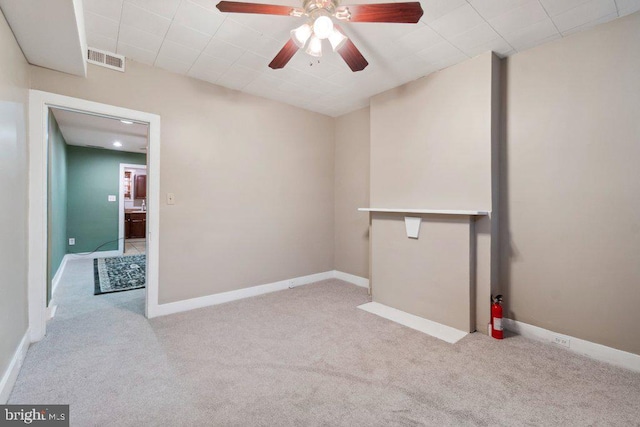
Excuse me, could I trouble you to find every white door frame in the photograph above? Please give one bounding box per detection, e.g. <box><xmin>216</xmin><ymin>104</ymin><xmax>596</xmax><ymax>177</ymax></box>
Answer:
<box><xmin>118</xmin><ymin>163</ymin><xmax>147</xmax><ymax>254</ymax></box>
<box><xmin>28</xmin><ymin>90</ymin><xmax>161</xmax><ymax>342</ymax></box>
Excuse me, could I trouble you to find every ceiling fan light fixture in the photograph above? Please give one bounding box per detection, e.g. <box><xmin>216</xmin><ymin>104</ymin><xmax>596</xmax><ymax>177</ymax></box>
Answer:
<box><xmin>216</xmin><ymin>0</ymin><xmax>426</xmax><ymax>72</ymax></box>
<box><xmin>328</xmin><ymin>27</ymin><xmax>347</xmax><ymax>51</ymax></box>
<box><xmin>313</xmin><ymin>15</ymin><xmax>333</xmax><ymax>40</ymax></box>
<box><xmin>290</xmin><ymin>23</ymin><xmax>312</xmax><ymax>48</ymax></box>
<box><xmin>305</xmin><ymin>35</ymin><xmax>323</xmax><ymax>57</ymax></box>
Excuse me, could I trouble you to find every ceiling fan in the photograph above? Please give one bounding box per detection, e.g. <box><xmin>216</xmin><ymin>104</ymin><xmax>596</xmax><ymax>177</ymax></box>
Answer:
<box><xmin>216</xmin><ymin>0</ymin><xmax>424</xmax><ymax>72</ymax></box>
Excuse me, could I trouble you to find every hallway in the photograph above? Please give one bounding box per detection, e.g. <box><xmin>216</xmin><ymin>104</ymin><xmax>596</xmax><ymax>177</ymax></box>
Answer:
<box><xmin>8</xmin><ymin>258</ymin><xmax>185</xmax><ymax>424</ymax></box>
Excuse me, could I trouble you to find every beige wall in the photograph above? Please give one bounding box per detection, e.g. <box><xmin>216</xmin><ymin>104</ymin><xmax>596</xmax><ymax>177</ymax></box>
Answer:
<box><xmin>369</xmin><ymin>52</ymin><xmax>497</xmax><ymax>332</ymax></box>
<box><xmin>372</xmin><ymin>214</ymin><xmax>474</xmax><ymax>331</ymax></box>
<box><xmin>502</xmin><ymin>12</ymin><xmax>640</xmax><ymax>355</ymax></box>
<box><xmin>0</xmin><ymin>9</ymin><xmax>30</xmax><ymax>391</ymax></box>
<box><xmin>370</xmin><ymin>53</ymin><xmax>494</xmax><ymax>211</ymax></box>
<box><xmin>31</xmin><ymin>61</ymin><xmax>335</xmax><ymax>304</ymax></box>
<box><xmin>334</xmin><ymin>107</ymin><xmax>370</xmax><ymax>278</ymax></box>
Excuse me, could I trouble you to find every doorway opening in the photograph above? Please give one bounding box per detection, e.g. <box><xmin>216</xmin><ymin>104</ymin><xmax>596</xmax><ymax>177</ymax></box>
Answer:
<box><xmin>29</xmin><ymin>90</ymin><xmax>161</xmax><ymax>343</ymax></box>
<box><xmin>45</xmin><ymin>106</ymin><xmax>150</xmax><ymax>312</ymax></box>
<box><xmin>120</xmin><ymin>163</ymin><xmax>148</xmax><ymax>256</ymax></box>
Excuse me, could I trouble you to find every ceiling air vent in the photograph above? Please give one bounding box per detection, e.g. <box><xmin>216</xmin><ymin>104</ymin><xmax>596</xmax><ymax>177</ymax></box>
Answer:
<box><xmin>87</xmin><ymin>47</ymin><xmax>125</xmax><ymax>72</ymax></box>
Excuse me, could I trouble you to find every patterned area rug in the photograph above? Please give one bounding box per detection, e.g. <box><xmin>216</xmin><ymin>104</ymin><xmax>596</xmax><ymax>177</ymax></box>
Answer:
<box><xmin>94</xmin><ymin>255</ymin><xmax>146</xmax><ymax>295</ymax></box>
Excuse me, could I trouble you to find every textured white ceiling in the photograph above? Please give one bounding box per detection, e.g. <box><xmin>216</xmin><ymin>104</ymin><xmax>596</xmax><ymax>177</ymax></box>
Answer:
<box><xmin>82</xmin><ymin>0</ymin><xmax>640</xmax><ymax>116</ymax></box>
<box><xmin>51</xmin><ymin>107</ymin><xmax>149</xmax><ymax>153</ymax></box>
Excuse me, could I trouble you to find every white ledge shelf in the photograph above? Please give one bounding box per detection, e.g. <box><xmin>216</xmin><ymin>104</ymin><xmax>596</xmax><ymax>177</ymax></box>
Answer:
<box><xmin>358</xmin><ymin>208</ymin><xmax>489</xmax><ymax>216</ymax></box>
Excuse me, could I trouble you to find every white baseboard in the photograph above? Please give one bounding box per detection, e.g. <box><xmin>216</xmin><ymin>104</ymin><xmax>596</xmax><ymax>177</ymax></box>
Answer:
<box><xmin>47</xmin><ymin>300</ymin><xmax>58</xmax><ymax>320</ymax></box>
<box><xmin>503</xmin><ymin>318</ymin><xmax>640</xmax><ymax>373</ymax></box>
<box><xmin>152</xmin><ymin>271</ymin><xmax>335</xmax><ymax>317</ymax></box>
<box><xmin>50</xmin><ymin>256</ymin><xmax>69</xmax><ymax>297</ymax></box>
<box><xmin>66</xmin><ymin>250</ymin><xmax>121</xmax><ymax>260</ymax></box>
<box><xmin>0</xmin><ymin>329</ymin><xmax>30</xmax><ymax>404</ymax></box>
<box><xmin>333</xmin><ymin>271</ymin><xmax>369</xmax><ymax>288</ymax></box>
<box><xmin>358</xmin><ymin>302</ymin><xmax>468</xmax><ymax>344</ymax></box>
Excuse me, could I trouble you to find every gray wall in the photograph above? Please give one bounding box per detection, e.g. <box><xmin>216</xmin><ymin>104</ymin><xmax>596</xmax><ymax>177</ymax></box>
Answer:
<box><xmin>501</xmin><ymin>12</ymin><xmax>640</xmax><ymax>355</ymax></box>
<box><xmin>30</xmin><ymin>61</ymin><xmax>335</xmax><ymax>304</ymax></box>
<box><xmin>334</xmin><ymin>108</ymin><xmax>370</xmax><ymax>279</ymax></box>
<box><xmin>369</xmin><ymin>52</ymin><xmax>497</xmax><ymax>332</ymax></box>
<box><xmin>0</xmin><ymin>8</ymin><xmax>29</xmax><ymax>391</ymax></box>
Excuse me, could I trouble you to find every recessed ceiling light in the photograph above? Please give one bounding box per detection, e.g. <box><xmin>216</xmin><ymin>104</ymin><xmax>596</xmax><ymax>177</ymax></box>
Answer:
<box><xmin>113</xmin><ymin>141</ymin><xmax>122</xmax><ymax>147</ymax></box>
<box><xmin>120</xmin><ymin>120</ymin><xmax>134</xmax><ymax>125</ymax></box>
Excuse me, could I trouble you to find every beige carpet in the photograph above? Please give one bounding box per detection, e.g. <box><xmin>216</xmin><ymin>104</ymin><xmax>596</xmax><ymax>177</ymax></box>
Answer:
<box><xmin>10</xmin><ymin>258</ymin><xmax>640</xmax><ymax>426</ymax></box>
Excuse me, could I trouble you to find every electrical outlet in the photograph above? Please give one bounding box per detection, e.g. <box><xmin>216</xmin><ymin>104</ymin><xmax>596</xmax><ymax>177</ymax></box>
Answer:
<box><xmin>167</xmin><ymin>193</ymin><xmax>175</xmax><ymax>205</ymax></box>
<box><xmin>69</xmin><ymin>238</ymin><xmax>75</xmax><ymax>246</ymax></box>
<box><xmin>108</xmin><ymin>195</ymin><xmax>116</xmax><ymax>202</ymax></box>
<box><xmin>552</xmin><ymin>335</ymin><xmax>570</xmax><ymax>348</ymax></box>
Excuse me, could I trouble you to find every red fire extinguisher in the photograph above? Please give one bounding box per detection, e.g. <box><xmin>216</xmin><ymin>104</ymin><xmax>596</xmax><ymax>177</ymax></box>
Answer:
<box><xmin>491</xmin><ymin>294</ymin><xmax>503</xmax><ymax>340</ymax></box>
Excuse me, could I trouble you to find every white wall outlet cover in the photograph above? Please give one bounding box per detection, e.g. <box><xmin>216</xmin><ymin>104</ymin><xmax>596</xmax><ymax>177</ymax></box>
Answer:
<box><xmin>404</xmin><ymin>216</ymin><xmax>421</xmax><ymax>239</ymax></box>
<box><xmin>167</xmin><ymin>193</ymin><xmax>175</xmax><ymax>205</ymax></box>
<box><xmin>552</xmin><ymin>334</ymin><xmax>571</xmax><ymax>348</ymax></box>
<box><xmin>68</xmin><ymin>238</ymin><xmax>75</xmax><ymax>245</ymax></box>
<box><xmin>108</xmin><ymin>195</ymin><xmax>116</xmax><ymax>202</ymax></box>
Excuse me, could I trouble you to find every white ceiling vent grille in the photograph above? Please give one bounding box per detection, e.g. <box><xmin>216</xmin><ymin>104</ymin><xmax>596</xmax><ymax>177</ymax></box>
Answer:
<box><xmin>87</xmin><ymin>47</ymin><xmax>125</xmax><ymax>72</ymax></box>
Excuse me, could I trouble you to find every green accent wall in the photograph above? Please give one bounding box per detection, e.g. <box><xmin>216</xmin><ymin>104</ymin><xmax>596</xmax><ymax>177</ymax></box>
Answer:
<box><xmin>47</xmin><ymin>112</ymin><xmax>67</xmax><ymax>304</ymax></box>
<box><xmin>66</xmin><ymin>146</ymin><xmax>146</xmax><ymax>254</ymax></box>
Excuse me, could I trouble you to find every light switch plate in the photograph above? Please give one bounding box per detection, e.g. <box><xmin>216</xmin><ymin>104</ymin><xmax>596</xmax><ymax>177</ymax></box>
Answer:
<box><xmin>167</xmin><ymin>193</ymin><xmax>175</xmax><ymax>205</ymax></box>
<box><xmin>108</xmin><ymin>195</ymin><xmax>116</xmax><ymax>202</ymax></box>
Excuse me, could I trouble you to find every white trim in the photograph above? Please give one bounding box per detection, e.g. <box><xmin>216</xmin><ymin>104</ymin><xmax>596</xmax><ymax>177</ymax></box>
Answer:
<box><xmin>145</xmin><ymin>108</ymin><xmax>161</xmax><ymax>320</ymax></box>
<box><xmin>404</xmin><ymin>216</ymin><xmax>421</xmax><ymax>238</ymax></box>
<box><xmin>503</xmin><ymin>318</ymin><xmax>640</xmax><ymax>373</ymax></box>
<box><xmin>358</xmin><ymin>208</ymin><xmax>489</xmax><ymax>216</ymax></box>
<box><xmin>0</xmin><ymin>329</ymin><xmax>31</xmax><ymax>404</ymax></box>
<box><xmin>333</xmin><ymin>271</ymin><xmax>369</xmax><ymax>288</ymax></box>
<box><xmin>46</xmin><ymin>301</ymin><xmax>58</xmax><ymax>320</ymax></box>
<box><xmin>357</xmin><ymin>302</ymin><xmax>469</xmax><ymax>344</ymax></box>
<box><xmin>50</xmin><ymin>254</ymin><xmax>69</xmax><ymax>297</ymax></box>
<box><xmin>28</xmin><ymin>93</ymin><xmax>48</xmax><ymax>342</ymax></box>
<box><xmin>118</xmin><ymin>163</ymin><xmax>147</xmax><ymax>255</ymax></box>
<box><xmin>66</xmin><ymin>250</ymin><xmax>122</xmax><ymax>260</ymax></box>
<box><xmin>28</xmin><ymin>90</ymin><xmax>161</xmax><ymax>340</ymax></box>
<box><xmin>153</xmin><ymin>271</ymin><xmax>334</xmax><ymax>317</ymax></box>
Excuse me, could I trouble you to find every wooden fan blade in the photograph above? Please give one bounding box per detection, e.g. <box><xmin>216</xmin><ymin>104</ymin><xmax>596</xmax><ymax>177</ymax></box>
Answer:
<box><xmin>216</xmin><ymin>1</ymin><xmax>301</xmax><ymax>16</ymax></box>
<box><xmin>338</xmin><ymin>2</ymin><xmax>423</xmax><ymax>23</ymax></box>
<box><xmin>269</xmin><ymin>39</ymin><xmax>299</xmax><ymax>69</ymax></box>
<box><xmin>336</xmin><ymin>38</ymin><xmax>368</xmax><ymax>72</ymax></box>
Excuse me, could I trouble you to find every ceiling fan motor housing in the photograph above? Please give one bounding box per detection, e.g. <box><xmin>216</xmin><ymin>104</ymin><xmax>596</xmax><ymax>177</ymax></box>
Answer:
<box><xmin>303</xmin><ymin>0</ymin><xmax>341</xmax><ymax>20</ymax></box>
